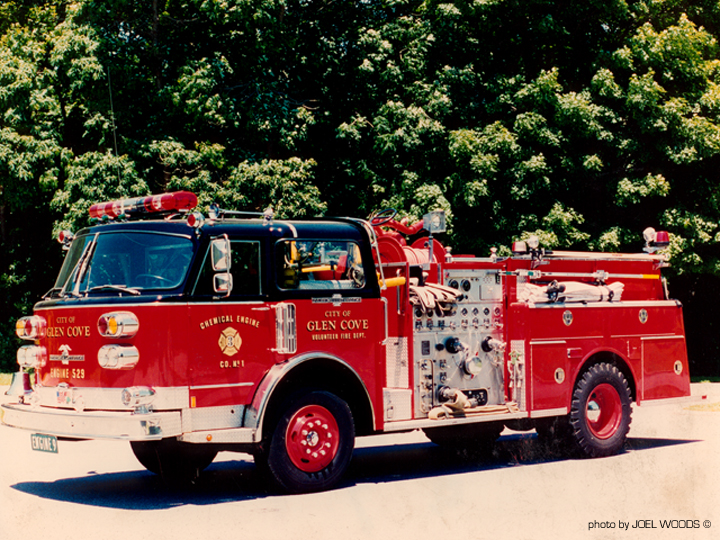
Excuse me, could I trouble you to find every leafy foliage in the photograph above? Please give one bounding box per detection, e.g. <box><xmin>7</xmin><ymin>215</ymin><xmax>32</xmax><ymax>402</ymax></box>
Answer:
<box><xmin>2</xmin><ymin>0</ymin><xmax>720</xmax><ymax>373</ymax></box>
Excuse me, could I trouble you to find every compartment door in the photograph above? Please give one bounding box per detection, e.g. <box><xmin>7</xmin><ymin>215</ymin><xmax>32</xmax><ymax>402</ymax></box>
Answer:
<box><xmin>641</xmin><ymin>335</ymin><xmax>690</xmax><ymax>400</ymax></box>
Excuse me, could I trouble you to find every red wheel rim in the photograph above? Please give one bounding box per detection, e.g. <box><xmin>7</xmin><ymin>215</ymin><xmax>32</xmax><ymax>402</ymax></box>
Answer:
<box><xmin>285</xmin><ymin>405</ymin><xmax>340</xmax><ymax>473</ymax></box>
<box><xmin>585</xmin><ymin>383</ymin><xmax>623</xmax><ymax>439</ymax></box>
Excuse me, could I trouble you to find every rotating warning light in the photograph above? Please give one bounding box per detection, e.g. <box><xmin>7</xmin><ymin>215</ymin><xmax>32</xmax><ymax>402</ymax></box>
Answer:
<box><xmin>186</xmin><ymin>212</ymin><xmax>205</xmax><ymax>228</ymax></box>
<box><xmin>654</xmin><ymin>230</ymin><xmax>670</xmax><ymax>247</ymax></box>
<box><xmin>15</xmin><ymin>316</ymin><xmax>47</xmax><ymax>341</ymax></box>
<box><xmin>89</xmin><ymin>191</ymin><xmax>198</xmax><ymax>220</ymax></box>
<box><xmin>643</xmin><ymin>227</ymin><xmax>670</xmax><ymax>252</ymax></box>
<box><xmin>57</xmin><ymin>230</ymin><xmax>74</xmax><ymax>244</ymax></box>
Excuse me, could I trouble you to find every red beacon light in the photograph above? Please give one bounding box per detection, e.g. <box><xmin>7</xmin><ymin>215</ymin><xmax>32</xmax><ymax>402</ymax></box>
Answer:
<box><xmin>89</xmin><ymin>191</ymin><xmax>198</xmax><ymax>220</ymax></box>
<box><xmin>57</xmin><ymin>230</ymin><xmax>74</xmax><ymax>250</ymax></box>
<box><xmin>642</xmin><ymin>227</ymin><xmax>670</xmax><ymax>253</ymax></box>
<box><xmin>654</xmin><ymin>230</ymin><xmax>670</xmax><ymax>247</ymax></box>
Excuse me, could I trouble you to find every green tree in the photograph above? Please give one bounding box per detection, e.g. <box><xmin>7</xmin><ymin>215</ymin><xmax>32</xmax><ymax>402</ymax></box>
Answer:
<box><xmin>3</xmin><ymin>0</ymin><xmax>720</xmax><ymax>374</ymax></box>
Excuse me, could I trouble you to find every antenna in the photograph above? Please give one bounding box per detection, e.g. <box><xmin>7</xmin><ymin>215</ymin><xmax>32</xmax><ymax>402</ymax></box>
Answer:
<box><xmin>107</xmin><ymin>65</ymin><xmax>121</xmax><ymax>183</ymax></box>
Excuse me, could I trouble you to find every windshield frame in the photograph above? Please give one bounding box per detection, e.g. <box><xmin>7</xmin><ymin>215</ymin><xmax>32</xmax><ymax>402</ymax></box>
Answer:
<box><xmin>53</xmin><ymin>229</ymin><xmax>196</xmax><ymax>298</ymax></box>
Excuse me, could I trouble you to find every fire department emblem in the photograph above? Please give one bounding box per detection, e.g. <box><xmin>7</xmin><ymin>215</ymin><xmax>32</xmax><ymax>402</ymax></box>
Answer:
<box><xmin>218</xmin><ymin>327</ymin><xmax>241</xmax><ymax>356</ymax></box>
<box><xmin>562</xmin><ymin>310</ymin><xmax>573</xmax><ymax>326</ymax></box>
<box><xmin>639</xmin><ymin>309</ymin><xmax>649</xmax><ymax>324</ymax></box>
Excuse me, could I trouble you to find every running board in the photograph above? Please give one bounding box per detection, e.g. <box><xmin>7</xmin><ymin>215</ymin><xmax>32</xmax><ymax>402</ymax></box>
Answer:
<box><xmin>382</xmin><ymin>410</ymin><xmax>527</xmax><ymax>432</ymax></box>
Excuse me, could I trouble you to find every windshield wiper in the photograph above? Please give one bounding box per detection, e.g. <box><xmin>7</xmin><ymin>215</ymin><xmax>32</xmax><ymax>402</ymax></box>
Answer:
<box><xmin>88</xmin><ymin>284</ymin><xmax>141</xmax><ymax>296</ymax></box>
<box><xmin>42</xmin><ymin>287</ymin><xmax>62</xmax><ymax>299</ymax></box>
<box><xmin>72</xmin><ymin>239</ymin><xmax>97</xmax><ymax>297</ymax></box>
<box><xmin>59</xmin><ymin>234</ymin><xmax>97</xmax><ymax>298</ymax></box>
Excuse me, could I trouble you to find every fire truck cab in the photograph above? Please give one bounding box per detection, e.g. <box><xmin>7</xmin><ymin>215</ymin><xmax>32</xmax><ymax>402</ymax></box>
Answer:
<box><xmin>2</xmin><ymin>191</ymin><xmax>691</xmax><ymax>493</ymax></box>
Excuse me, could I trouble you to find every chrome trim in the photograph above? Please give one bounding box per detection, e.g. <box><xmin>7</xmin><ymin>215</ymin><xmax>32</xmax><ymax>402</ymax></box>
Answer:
<box><xmin>544</xmin><ymin>250</ymin><xmax>665</xmax><ymax>261</ymax></box>
<box><xmin>529</xmin><ymin>407</ymin><xmax>569</xmax><ymax>418</ymax></box>
<box><xmin>246</xmin><ymin>352</ymin><xmax>375</xmax><ymax>442</ymax></box>
<box><xmin>382</xmin><ymin>411</ymin><xmax>528</xmax><ymax>432</ymax></box>
<box><xmin>1</xmin><ymin>403</ymin><xmax>181</xmax><ymax>441</ymax></box>
<box><xmin>188</xmin><ymin>382</ymin><xmax>254</xmax><ymax>390</ymax></box>
<box><xmin>97</xmin><ymin>311</ymin><xmax>139</xmax><ymax>338</ymax></box>
<box><xmin>443</xmin><ymin>257</ymin><xmax>498</xmax><ymax>263</ymax></box>
<box><xmin>17</xmin><ymin>345</ymin><xmax>48</xmax><ymax>369</ymax></box>
<box><xmin>274</xmin><ymin>302</ymin><xmax>297</xmax><ymax>354</ymax></box>
<box><xmin>34</xmin><ymin>385</ymin><xmax>189</xmax><ymax>411</ymax></box>
<box><xmin>381</xmin><ymin>296</ymin><xmax>389</xmax><ymax>345</ymax></box>
<box><xmin>180</xmin><ymin>428</ymin><xmax>255</xmax><ymax>444</ymax></box>
<box><xmin>284</xmin><ymin>222</ymin><xmax>298</xmax><ymax>238</ymax></box>
<box><xmin>98</xmin><ymin>344</ymin><xmax>139</xmax><ymax>370</ymax></box>
<box><xmin>528</xmin><ymin>300</ymin><xmax>681</xmax><ymax>309</ymax></box>
<box><xmin>182</xmin><ymin>405</ymin><xmax>246</xmax><ymax>432</ymax></box>
<box><xmin>640</xmin><ymin>334</ymin><xmax>685</xmax><ymax>341</ymax></box>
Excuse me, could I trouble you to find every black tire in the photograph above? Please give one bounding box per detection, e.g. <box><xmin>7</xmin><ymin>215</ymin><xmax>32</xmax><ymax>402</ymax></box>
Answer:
<box><xmin>130</xmin><ymin>438</ymin><xmax>218</xmax><ymax>483</ymax></box>
<box><xmin>569</xmin><ymin>363</ymin><xmax>632</xmax><ymax>457</ymax></box>
<box><xmin>265</xmin><ymin>391</ymin><xmax>355</xmax><ymax>494</ymax></box>
<box><xmin>423</xmin><ymin>422</ymin><xmax>503</xmax><ymax>456</ymax></box>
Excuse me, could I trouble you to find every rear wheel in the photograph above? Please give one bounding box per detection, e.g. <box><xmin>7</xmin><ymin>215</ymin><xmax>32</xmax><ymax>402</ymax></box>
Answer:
<box><xmin>131</xmin><ymin>438</ymin><xmax>217</xmax><ymax>483</ymax></box>
<box><xmin>264</xmin><ymin>391</ymin><xmax>355</xmax><ymax>494</ymax></box>
<box><xmin>569</xmin><ymin>363</ymin><xmax>632</xmax><ymax>457</ymax></box>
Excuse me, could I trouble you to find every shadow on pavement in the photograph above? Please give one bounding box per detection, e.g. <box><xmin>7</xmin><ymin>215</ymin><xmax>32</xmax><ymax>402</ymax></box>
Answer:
<box><xmin>11</xmin><ymin>433</ymin><xmax>699</xmax><ymax>509</ymax></box>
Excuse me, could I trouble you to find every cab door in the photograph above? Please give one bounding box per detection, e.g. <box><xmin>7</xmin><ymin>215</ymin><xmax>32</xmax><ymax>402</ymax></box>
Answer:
<box><xmin>188</xmin><ymin>237</ymin><xmax>274</xmax><ymax>409</ymax></box>
<box><xmin>273</xmin><ymin>237</ymin><xmax>385</xmax><ymax>420</ymax></box>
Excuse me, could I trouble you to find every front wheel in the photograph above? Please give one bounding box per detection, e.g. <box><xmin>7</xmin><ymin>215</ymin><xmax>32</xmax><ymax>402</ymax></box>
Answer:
<box><xmin>569</xmin><ymin>363</ymin><xmax>632</xmax><ymax>457</ymax></box>
<box><xmin>265</xmin><ymin>391</ymin><xmax>355</xmax><ymax>494</ymax></box>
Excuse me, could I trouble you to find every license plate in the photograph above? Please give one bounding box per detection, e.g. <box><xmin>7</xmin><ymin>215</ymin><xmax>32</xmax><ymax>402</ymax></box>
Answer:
<box><xmin>31</xmin><ymin>433</ymin><xmax>58</xmax><ymax>454</ymax></box>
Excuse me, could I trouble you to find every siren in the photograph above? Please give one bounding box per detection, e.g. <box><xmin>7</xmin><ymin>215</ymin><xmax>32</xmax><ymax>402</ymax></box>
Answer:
<box><xmin>5</xmin><ymin>371</ymin><xmax>33</xmax><ymax>398</ymax></box>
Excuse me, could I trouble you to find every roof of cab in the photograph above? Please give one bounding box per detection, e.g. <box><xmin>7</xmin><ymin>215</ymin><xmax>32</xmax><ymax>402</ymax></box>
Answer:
<box><xmin>77</xmin><ymin>216</ymin><xmax>368</xmax><ymax>241</ymax></box>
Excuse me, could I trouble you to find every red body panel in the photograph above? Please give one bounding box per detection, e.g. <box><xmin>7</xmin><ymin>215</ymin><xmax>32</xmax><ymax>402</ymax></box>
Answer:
<box><xmin>8</xmin><ymin>216</ymin><xmax>691</xmax><ymax>446</ymax></box>
<box><xmin>36</xmin><ymin>304</ymin><xmax>191</xmax><ymax>391</ymax></box>
<box><xmin>187</xmin><ymin>303</ymin><xmax>275</xmax><ymax>408</ymax></box>
<box><xmin>515</xmin><ymin>302</ymin><xmax>690</xmax><ymax>411</ymax></box>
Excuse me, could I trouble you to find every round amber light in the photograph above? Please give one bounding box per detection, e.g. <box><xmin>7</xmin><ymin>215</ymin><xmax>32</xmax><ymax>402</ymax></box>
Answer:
<box><xmin>107</xmin><ymin>317</ymin><xmax>118</xmax><ymax>336</ymax></box>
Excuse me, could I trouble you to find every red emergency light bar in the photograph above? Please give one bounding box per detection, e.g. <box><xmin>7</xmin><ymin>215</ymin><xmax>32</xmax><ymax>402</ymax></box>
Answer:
<box><xmin>89</xmin><ymin>191</ymin><xmax>198</xmax><ymax>220</ymax></box>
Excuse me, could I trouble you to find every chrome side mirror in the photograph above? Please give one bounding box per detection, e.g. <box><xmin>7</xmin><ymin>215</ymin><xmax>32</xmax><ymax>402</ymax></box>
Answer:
<box><xmin>211</xmin><ymin>236</ymin><xmax>232</xmax><ymax>296</ymax></box>
<box><xmin>211</xmin><ymin>236</ymin><xmax>232</xmax><ymax>272</ymax></box>
<box><xmin>214</xmin><ymin>273</ymin><xmax>233</xmax><ymax>295</ymax></box>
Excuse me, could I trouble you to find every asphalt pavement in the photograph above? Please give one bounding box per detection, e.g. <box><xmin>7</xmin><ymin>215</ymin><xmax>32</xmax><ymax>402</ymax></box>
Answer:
<box><xmin>1</xmin><ymin>383</ymin><xmax>718</xmax><ymax>540</ymax></box>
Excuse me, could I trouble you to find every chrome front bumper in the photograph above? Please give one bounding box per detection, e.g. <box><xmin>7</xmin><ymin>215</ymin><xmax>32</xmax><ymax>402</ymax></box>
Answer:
<box><xmin>1</xmin><ymin>402</ymin><xmax>182</xmax><ymax>441</ymax></box>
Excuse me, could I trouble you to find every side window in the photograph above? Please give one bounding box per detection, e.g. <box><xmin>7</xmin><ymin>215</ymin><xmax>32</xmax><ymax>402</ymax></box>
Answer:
<box><xmin>194</xmin><ymin>240</ymin><xmax>261</xmax><ymax>297</ymax></box>
<box><xmin>277</xmin><ymin>240</ymin><xmax>365</xmax><ymax>290</ymax></box>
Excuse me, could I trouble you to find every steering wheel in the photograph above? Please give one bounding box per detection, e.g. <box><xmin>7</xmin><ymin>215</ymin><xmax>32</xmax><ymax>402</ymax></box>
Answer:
<box><xmin>348</xmin><ymin>266</ymin><xmax>366</xmax><ymax>288</ymax></box>
<box><xmin>136</xmin><ymin>274</ymin><xmax>172</xmax><ymax>287</ymax></box>
<box><xmin>370</xmin><ymin>208</ymin><xmax>397</xmax><ymax>227</ymax></box>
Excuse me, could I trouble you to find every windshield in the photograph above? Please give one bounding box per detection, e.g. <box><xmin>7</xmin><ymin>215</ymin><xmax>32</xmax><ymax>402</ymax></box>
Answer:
<box><xmin>54</xmin><ymin>231</ymin><xmax>194</xmax><ymax>296</ymax></box>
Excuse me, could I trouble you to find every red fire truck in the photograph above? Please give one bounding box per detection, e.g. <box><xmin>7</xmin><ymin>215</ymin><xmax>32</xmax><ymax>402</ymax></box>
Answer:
<box><xmin>2</xmin><ymin>191</ymin><xmax>690</xmax><ymax>493</ymax></box>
